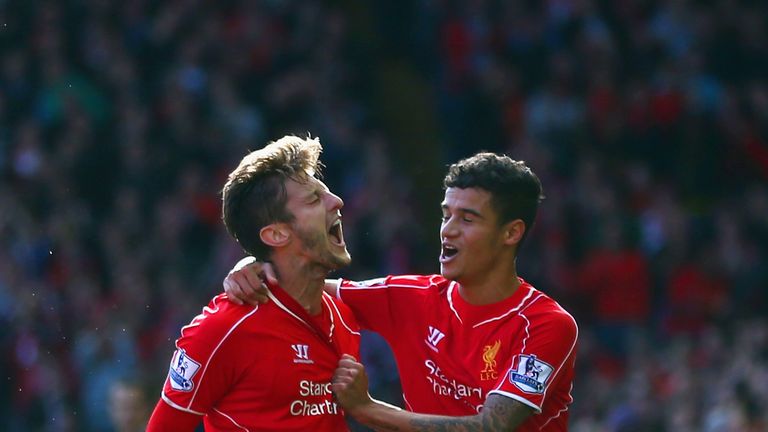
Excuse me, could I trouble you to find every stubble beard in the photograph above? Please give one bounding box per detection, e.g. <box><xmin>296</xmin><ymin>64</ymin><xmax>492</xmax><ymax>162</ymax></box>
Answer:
<box><xmin>294</xmin><ymin>225</ymin><xmax>351</xmax><ymax>271</ymax></box>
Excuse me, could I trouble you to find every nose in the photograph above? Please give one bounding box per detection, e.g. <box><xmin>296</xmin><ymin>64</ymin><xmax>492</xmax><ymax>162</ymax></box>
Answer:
<box><xmin>326</xmin><ymin>191</ymin><xmax>344</xmax><ymax>211</ymax></box>
<box><xmin>440</xmin><ymin>216</ymin><xmax>458</xmax><ymax>238</ymax></box>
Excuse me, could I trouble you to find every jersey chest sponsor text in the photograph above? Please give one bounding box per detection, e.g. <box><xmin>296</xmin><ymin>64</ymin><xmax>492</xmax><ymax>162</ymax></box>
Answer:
<box><xmin>423</xmin><ymin>359</ymin><xmax>485</xmax><ymax>412</ymax></box>
<box><xmin>290</xmin><ymin>379</ymin><xmax>340</xmax><ymax>417</ymax></box>
<box><xmin>284</xmin><ymin>340</ymin><xmax>342</xmax><ymax>418</ymax></box>
<box><xmin>416</xmin><ymin>331</ymin><xmax>511</xmax><ymax>412</ymax></box>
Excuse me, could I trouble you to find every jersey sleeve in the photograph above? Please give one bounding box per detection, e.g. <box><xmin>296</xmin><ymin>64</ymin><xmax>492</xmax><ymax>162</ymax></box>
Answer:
<box><xmin>489</xmin><ymin>308</ymin><xmax>578</xmax><ymax>413</ymax></box>
<box><xmin>337</xmin><ymin>275</ymin><xmax>436</xmax><ymax>337</ymax></box>
<box><xmin>146</xmin><ymin>397</ymin><xmax>202</xmax><ymax>432</ymax></box>
<box><xmin>160</xmin><ymin>295</ymin><xmax>257</xmax><ymax>415</ymax></box>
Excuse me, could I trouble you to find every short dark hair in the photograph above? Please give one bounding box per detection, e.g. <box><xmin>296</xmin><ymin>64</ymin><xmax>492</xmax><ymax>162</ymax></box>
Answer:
<box><xmin>222</xmin><ymin>135</ymin><xmax>323</xmax><ymax>259</ymax></box>
<box><xmin>443</xmin><ymin>152</ymin><xmax>544</xmax><ymax>245</ymax></box>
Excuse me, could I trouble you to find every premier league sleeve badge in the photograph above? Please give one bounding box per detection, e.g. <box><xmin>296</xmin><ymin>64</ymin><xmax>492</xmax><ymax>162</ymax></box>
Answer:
<box><xmin>168</xmin><ymin>348</ymin><xmax>202</xmax><ymax>392</ymax></box>
<box><xmin>508</xmin><ymin>354</ymin><xmax>554</xmax><ymax>394</ymax></box>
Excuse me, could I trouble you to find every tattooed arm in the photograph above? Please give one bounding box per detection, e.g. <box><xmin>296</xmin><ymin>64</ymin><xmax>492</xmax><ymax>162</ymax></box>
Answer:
<box><xmin>332</xmin><ymin>355</ymin><xmax>533</xmax><ymax>432</ymax></box>
<box><xmin>357</xmin><ymin>394</ymin><xmax>532</xmax><ymax>432</ymax></box>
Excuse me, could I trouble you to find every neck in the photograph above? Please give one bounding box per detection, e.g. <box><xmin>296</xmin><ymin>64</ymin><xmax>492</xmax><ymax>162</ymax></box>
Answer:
<box><xmin>271</xmin><ymin>255</ymin><xmax>327</xmax><ymax>315</ymax></box>
<box><xmin>457</xmin><ymin>263</ymin><xmax>520</xmax><ymax>305</ymax></box>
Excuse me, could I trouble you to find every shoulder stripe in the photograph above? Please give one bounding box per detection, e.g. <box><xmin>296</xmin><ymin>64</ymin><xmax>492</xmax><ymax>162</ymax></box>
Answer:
<box><xmin>340</xmin><ymin>275</ymin><xmax>441</xmax><ymax>291</ymax></box>
<box><xmin>397</xmin><ymin>275</ymin><xmax>434</xmax><ymax>283</ymax></box>
<box><xmin>187</xmin><ymin>306</ymin><xmax>260</xmax><ymax>409</ymax></box>
<box><xmin>342</xmin><ymin>283</ymin><xmax>431</xmax><ymax>291</ymax></box>
<box><xmin>212</xmin><ymin>408</ymin><xmax>250</xmax><ymax>431</ymax></box>
<box><xmin>180</xmin><ymin>295</ymin><xmax>226</xmax><ymax>334</ymax></box>
<box><xmin>160</xmin><ymin>392</ymin><xmax>205</xmax><ymax>416</ymax></box>
<box><xmin>324</xmin><ymin>293</ymin><xmax>360</xmax><ymax>336</ymax></box>
<box><xmin>446</xmin><ymin>282</ymin><xmax>463</xmax><ymax>324</ymax></box>
<box><xmin>489</xmin><ymin>311</ymin><xmax>533</xmax><ymax>392</ymax></box>
<box><xmin>267</xmin><ymin>290</ymin><xmax>314</xmax><ymax>331</ymax></box>
<box><xmin>472</xmin><ymin>289</ymin><xmax>541</xmax><ymax>329</ymax></box>
<box><xmin>520</xmin><ymin>312</ymin><xmax>532</xmax><ymax>353</ymax></box>
<box><xmin>387</xmin><ymin>283</ymin><xmax>432</xmax><ymax>289</ymax></box>
<box><xmin>324</xmin><ymin>295</ymin><xmax>336</xmax><ymax>341</ymax></box>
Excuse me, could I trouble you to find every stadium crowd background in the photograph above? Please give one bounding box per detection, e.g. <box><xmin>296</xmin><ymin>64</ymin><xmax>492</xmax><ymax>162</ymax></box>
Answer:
<box><xmin>1</xmin><ymin>1</ymin><xmax>767</xmax><ymax>431</ymax></box>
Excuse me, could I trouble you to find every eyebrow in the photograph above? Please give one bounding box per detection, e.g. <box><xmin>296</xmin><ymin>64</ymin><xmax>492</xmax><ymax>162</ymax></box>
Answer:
<box><xmin>441</xmin><ymin>203</ymin><xmax>484</xmax><ymax>219</ymax></box>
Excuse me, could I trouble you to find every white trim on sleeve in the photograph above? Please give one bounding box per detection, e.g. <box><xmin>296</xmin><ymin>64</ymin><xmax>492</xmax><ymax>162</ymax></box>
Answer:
<box><xmin>486</xmin><ymin>389</ymin><xmax>542</xmax><ymax>413</ymax></box>
<box><xmin>161</xmin><ymin>392</ymin><xmax>205</xmax><ymax>416</ymax></box>
<box><xmin>213</xmin><ymin>408</ymin><xmax>250</xmax><ymax>431</ymax></box>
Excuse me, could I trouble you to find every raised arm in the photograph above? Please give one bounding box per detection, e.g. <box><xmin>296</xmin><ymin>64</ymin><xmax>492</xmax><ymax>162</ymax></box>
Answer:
<box><xmin>223</xmin><ymin>256</ymin><xmax>339</xmax><ymax>305</ymax></box>
<box><xmin>332</xmin><ymin>355</ymin><xmax>533</xmax><ymax>432</ymax></box>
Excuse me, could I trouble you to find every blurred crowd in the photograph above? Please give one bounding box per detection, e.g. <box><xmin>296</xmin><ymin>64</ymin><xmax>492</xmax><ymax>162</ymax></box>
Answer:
<box><xmin>1</xmin><ymin>1</ymin><xmax>766</xmax><ymax>431</ymax></box>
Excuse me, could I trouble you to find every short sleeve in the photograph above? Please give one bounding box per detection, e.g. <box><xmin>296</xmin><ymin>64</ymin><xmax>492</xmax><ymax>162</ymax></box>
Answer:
<box><xmin>161</xmin><ymin>298</ymin><xmax>254</xmax><ymax>415</ymax></box>
<box><xmin>338</xmin><ymin>275</ymin><xmax>437</xmax><ymax>338</ymax></box>
<box><xmin>489</xmin><ymin>309</ymin><xmax>578</xmax><ymax>413</ymax></box>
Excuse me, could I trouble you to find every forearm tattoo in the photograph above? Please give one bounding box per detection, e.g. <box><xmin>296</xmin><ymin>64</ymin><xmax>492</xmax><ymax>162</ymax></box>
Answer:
<box><xmin>407</xmin><ymin>395</ymin><xmax>529</xmax><ymax>432</ymax></box>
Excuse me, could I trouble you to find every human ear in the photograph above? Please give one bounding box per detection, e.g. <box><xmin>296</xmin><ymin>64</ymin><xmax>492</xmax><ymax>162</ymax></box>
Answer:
<box><xmin>504</xmin><ymin>220</ymin><xmax>526</xmax><ymax>245</ymax></box>
<box><xmin>259</xmin><ymin>224</ymin><xmax>291</xmax><ymax>248</ymax></box>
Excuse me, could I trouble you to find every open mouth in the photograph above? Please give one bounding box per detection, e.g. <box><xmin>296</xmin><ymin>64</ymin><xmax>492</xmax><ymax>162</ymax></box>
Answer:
<box><xmin>328</xmin><ymin>220</ymin><xmax>345</xmax><ymax>246</ymax></box>
<box><xmin>440</xmin><ymin>244</ymin><xmax>458</xmax><ymax>261</ymax></box>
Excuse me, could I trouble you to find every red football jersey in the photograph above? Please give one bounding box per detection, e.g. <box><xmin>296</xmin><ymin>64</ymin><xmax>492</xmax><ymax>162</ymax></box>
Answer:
<box><xmin>338</xmin><ymin>275</ymin><xmax>577</xmax><ymax>431</ymax></box>
<box><xmin>158</xmin><ymin>285</ymin><xmax>360</xmax><ymax>431</ymax></box>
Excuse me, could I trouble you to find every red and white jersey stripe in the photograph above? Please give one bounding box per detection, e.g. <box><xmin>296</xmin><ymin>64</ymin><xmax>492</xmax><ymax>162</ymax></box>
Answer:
<box><xmin>339</xmin><ymin>275</ymin><xmax>577</xmax><ymax>431</ymax></box>
<box><xmin>160</xmin><ymin>284</ymin><xmax>360</xmax><ymax>431</ymax></box>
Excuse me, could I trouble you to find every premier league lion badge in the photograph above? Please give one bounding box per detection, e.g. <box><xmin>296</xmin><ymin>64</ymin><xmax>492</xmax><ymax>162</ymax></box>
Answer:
<box><xmin>169</xmin><ymin>348</ymin><xmax>201</xmax><ymax>392</ymax></box>
<box><xmin>509</xmin><ymin>354</ymin><xmax>553</xmax><ymax>394</ymax></box>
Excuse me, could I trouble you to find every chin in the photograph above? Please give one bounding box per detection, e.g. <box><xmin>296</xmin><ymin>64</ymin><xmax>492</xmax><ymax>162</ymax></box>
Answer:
<box><xmin>329</xmin><ymin>251</ymin><xmax>351</xmax><ymax>269</ymax></box>
<box><xmin>440</xmin><ymin>265</ymin><xmax>459</xmax><ymax>281</ymax></box>
<box><xmin>338</xmin><ymin>254</ymin><xmax>352</xmax><ymax>267</ymax></box>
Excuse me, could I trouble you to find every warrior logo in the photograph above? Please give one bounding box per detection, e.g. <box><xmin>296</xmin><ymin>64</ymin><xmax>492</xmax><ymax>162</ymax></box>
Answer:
<box><xmin>425</xmin><ymin>326</ymin><xmax>446</xmax><ymax>352</ymax></box>
<box><xmin>292</xmin><ymin>344</ymin><xmax>313</xmax><ymax>364</ymax></box>
<box><xmin>481</xmin><ymin>340</ymin><xmax>501</xmax><ymax>381</ymax></box>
